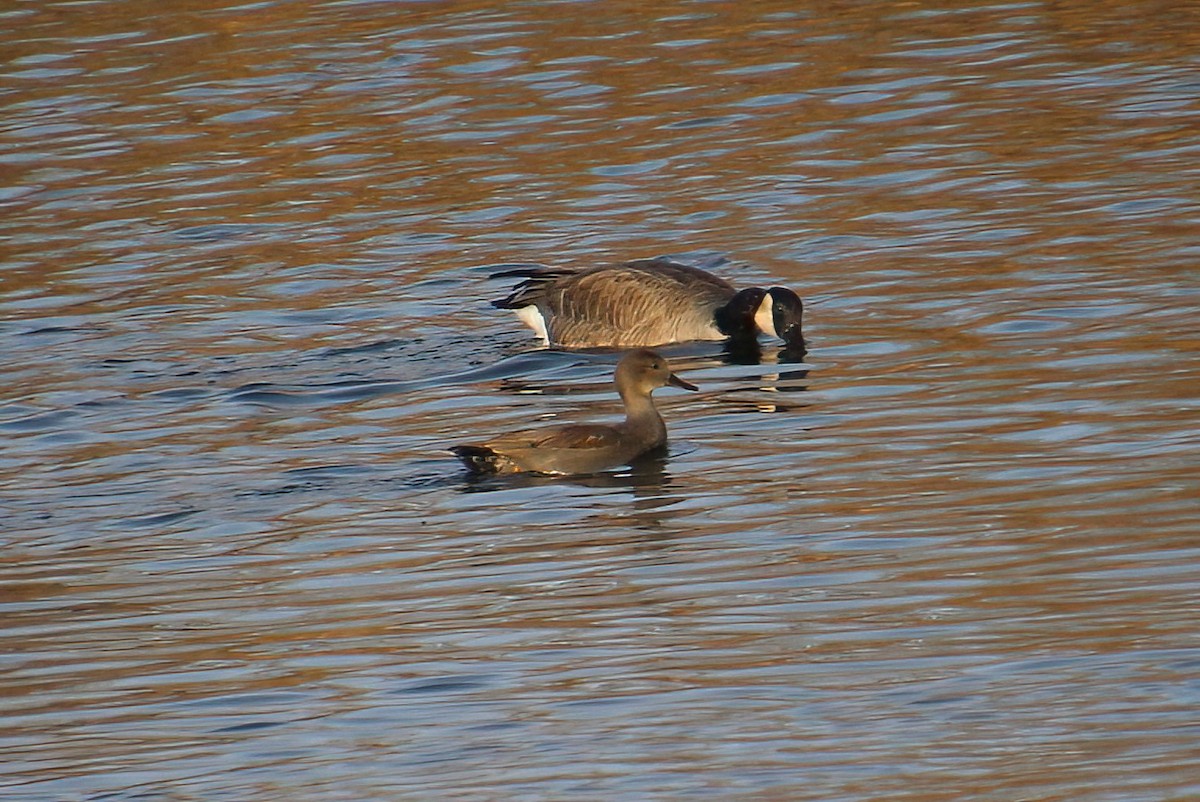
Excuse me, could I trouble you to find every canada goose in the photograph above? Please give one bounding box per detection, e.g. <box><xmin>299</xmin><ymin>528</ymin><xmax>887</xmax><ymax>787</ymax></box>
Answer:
<box><xmin>450</xmin><ymin>349</ymin><xmax>697</xmax><ymax>475</ymax></box>
<box><xmin>491</xmin><ymin>256</ymin><xmax>804</xmax><ymax>349</ymax></box>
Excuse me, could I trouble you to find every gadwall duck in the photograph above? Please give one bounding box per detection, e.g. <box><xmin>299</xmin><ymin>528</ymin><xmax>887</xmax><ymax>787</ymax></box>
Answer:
<box><xmin>451</xmin><ymin>349</ymin><xmax>697</xmax><ymax>475</ymax></box>
<box><xmin>491</xmin><ymin>256</ymin><xmax>804</xmax><ymax>349</ymax></box>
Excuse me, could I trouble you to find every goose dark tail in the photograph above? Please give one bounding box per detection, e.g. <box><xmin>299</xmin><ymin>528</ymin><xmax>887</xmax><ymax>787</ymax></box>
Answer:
<box><xmin>489</xmin><ymin>266</ymin><xmax>576</xmax><ymax>309</ymax></box>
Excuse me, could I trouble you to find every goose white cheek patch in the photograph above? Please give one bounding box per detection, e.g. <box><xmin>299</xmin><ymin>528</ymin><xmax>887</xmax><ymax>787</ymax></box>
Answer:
<box><xmin>754</xmin><ymin>294</ymin><xmax>777</xmax><ymax>337</ymax></box>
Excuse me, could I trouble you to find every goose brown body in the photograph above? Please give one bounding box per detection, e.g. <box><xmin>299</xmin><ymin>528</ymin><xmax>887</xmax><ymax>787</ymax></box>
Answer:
<box><xmin>492</xmin><ymin>256</ymin><xmax>804</xmax><ymax>349</ymax></box>
<box><xmin>451</xmin><ymin>349</ymin><xmax>696</xmax><ymax>475</ymax></box>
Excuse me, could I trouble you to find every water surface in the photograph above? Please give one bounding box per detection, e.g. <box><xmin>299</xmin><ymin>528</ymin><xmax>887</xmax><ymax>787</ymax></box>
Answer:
<box><xmin>2</xmin><ymin>1</ymin><xmax>1198</xmax><ymax>799</ymax></box>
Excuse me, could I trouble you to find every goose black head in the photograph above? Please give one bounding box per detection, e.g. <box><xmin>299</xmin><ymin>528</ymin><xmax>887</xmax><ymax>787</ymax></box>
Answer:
<box><xmin>766</xmin><ymin>287</ymin><xmax>804</xmax><ymax>347</ymax></box>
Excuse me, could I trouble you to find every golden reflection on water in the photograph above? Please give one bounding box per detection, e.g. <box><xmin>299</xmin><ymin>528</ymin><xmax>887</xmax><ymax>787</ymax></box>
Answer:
<box><xmin>2</xmin><ymin>0</ymin><xmax>1198</xmax><ymax>799</ymax></box>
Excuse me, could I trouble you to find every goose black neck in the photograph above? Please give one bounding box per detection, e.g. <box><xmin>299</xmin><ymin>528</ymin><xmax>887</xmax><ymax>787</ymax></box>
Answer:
<box><xmin>714</xmin><ymin>287</ymin><xmax>768</xmax><ymax>338</ymax></box>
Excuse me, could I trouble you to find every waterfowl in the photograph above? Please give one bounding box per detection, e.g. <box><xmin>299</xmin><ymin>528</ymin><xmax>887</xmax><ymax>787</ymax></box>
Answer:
<box><xmin>451</xmin><ymin>349</ymin><xmax>696</xmax><ymax>475</ymax></box>
<box><xmin>491</xmin><ymin>256</ymin><xmax>804</xmax><ymax>349</ymax></box>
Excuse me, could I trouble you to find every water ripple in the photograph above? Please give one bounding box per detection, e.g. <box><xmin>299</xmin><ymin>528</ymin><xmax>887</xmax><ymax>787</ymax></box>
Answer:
<box><xmin>1</xmin><ymin>2</ymin><xmax>1198</xmax><ymax>800</ymax></box>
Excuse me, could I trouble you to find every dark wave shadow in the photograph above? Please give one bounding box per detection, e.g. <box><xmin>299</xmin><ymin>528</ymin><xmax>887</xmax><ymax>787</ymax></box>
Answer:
<box><xmin>223</xmin><ymin>349</ymin><xmax>596</xmax><ymax>408</ymax></box>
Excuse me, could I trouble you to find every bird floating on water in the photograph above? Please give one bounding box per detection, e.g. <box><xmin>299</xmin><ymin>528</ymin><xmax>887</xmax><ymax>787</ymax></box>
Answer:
<box><xmin>491</xmin><ymin>256</ymin><xmax>804</xmax><ymax>350</ymax></box>
<box><xmin>451</xmin><ymin>349</ymin><xmax>696</xmax><ymax>475</ymax></box>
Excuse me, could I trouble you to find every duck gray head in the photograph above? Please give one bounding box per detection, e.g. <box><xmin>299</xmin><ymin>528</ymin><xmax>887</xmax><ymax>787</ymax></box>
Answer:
<box><xmin>616</xmin><ymin>348</ymin><xmax>698</xmax><ymax>397</ymax></box>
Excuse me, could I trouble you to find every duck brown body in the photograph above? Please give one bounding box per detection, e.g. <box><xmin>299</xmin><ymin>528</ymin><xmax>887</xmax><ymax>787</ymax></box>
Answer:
<box><xmin>451</xmin><ymin>349</ymin><xmax>696</xmax><ymax>475</ymax></box>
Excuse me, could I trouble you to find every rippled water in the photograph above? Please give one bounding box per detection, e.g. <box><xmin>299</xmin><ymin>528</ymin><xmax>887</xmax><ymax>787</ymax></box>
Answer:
<box><xmin>3</xmin><ymin>1</ymin><xmax>1199</xmax><ymax>799</ymax></box>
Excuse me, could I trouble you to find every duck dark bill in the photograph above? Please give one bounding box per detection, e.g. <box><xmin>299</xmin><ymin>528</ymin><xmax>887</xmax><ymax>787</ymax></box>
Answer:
<box><xmin>669</xmin><ymin>373</ymin><xmax>698</xmax><ymax>391</ymax></box>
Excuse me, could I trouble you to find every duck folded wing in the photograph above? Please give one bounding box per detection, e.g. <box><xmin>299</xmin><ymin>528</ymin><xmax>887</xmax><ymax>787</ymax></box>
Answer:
<box><xmin>526</xmin><ymin>423</ymin><xmax>623</xmax><ymax>450</ymax></box>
